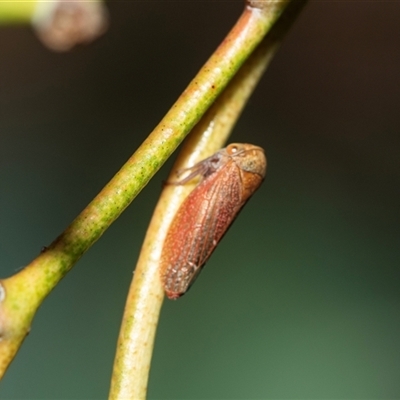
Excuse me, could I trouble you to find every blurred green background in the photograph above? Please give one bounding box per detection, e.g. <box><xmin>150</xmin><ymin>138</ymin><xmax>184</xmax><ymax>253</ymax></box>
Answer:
<box><xmin>1</xmin><ymin>2</ymin><xmax>399</xmax><ymax>399</ymax></box>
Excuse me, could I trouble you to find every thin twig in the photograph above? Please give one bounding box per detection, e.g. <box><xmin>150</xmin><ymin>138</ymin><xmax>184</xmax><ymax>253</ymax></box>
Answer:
<box><xmin>109</xmin><ymin>1</ymin><xmax>307</xmax><ymax>398</ymax></box>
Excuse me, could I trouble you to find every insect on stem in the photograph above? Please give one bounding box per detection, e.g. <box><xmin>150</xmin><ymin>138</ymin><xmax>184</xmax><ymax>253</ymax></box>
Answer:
<box><xmin>160</xmin><ymin>143</ymin><xmax>267</xmax><ymax>299</ymax></box>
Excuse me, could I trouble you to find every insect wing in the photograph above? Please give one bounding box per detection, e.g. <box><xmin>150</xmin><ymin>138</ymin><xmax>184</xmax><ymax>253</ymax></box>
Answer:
<box><xmin>161</xmin><ymin>161</ymin><xmax>243</xmax><ymax>298</ymax></box>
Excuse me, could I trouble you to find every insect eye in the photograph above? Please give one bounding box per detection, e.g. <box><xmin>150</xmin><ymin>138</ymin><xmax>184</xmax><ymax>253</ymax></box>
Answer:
<box><xmin>227</xmin><ymin>144</ymin><xmax>239</xmax><ymax>155</ymax></box>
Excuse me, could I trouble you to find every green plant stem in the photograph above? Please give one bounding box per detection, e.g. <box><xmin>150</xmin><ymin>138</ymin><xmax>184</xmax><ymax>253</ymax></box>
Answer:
<box><xmin>109</xmin><ymin>1</ymin><xmax>307</xmax><ymax>399</ymax></box>
<box><xmin>0</xmin><ymin>1</ymin><xmax>36</xmax><ymax>23</ymax></box>
<box><xmin>0</xmin><ymin>0</ymin><xmax>297</xmax><ymax>380</ymax></box>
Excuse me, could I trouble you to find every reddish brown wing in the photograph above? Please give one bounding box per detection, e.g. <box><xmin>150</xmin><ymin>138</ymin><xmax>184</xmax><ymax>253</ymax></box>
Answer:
<box><xmin>160</xmin><ymin>160</ymin><xmax>244</xmax><ymax>298</ymax></box>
